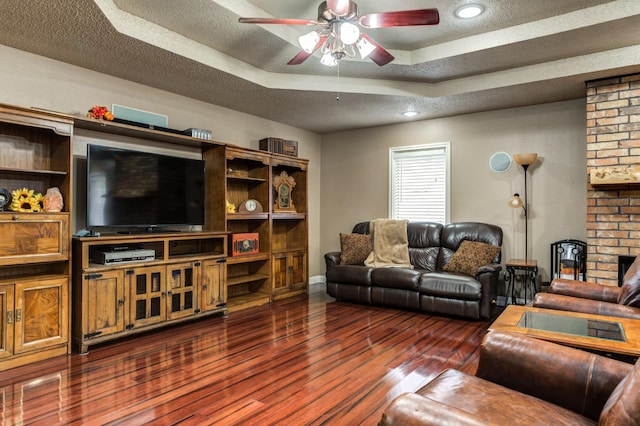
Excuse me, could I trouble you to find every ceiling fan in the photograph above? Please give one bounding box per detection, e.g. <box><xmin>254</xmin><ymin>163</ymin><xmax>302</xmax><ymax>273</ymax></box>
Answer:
<box><xmin>238</xmin><ymin>0</ymin><xmax>439</xmax><ymax>67</ymax></box>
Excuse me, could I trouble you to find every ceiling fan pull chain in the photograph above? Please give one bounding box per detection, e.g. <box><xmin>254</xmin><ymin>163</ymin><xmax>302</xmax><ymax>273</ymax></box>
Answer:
<box><xmin>336</xmin><ymin>61</ymin><xmax>340</xmax><ymax>101</ymax></box>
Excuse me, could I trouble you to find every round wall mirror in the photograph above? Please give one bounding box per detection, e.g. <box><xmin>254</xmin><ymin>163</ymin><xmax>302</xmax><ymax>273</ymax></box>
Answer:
<box><xmin>489</xmin><ymin>152</ymin><xmax>512</xmax><ymax>173</ymax></box>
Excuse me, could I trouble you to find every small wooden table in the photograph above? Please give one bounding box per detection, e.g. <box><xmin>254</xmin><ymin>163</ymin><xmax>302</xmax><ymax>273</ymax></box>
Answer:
<box><xmin>490</xmin><ymin>305</ymin><xmax>640</xmax><ymax>360</ymax></box>
<box><xmin>504</xmin><ymin>258</ymin><xmax>538</xmax><ymax>305</ymax></box>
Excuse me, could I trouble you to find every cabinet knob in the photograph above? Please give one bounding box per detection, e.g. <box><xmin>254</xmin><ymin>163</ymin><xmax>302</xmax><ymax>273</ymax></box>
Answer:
<box><xmin>118</xmin><ymin>298</ymin><xmax>124</xmax><ymax>306</ymax></box>
<box><xmin>12</xmin><ymin>215</ymin><xmax>19</xmax><ymax>221</ymax></box>
<box><xmin>202</xmin><ymin>284</ymin><xmax>208</xmax><ymax>290</ymax></box>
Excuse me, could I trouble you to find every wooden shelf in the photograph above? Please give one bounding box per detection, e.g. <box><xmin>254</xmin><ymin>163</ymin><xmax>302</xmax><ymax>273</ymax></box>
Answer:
<box><xmin>227</xmin><ymin>213</ymin><xmax>269</xmax><ymax>220</ymax></box>
<box><xmin>227</xmin><ymin>273</ymin><xmax>270</xmax><ymax>286</ymax></box>
<box><xmin>227</xmin><ymin>292</ymin><xmax>270</xmax><ymax>312</ymax></box>
<box><xmin>74</xmin><ymin>116</ymin><xmax>224</xmax><ymax>149</ymax></box>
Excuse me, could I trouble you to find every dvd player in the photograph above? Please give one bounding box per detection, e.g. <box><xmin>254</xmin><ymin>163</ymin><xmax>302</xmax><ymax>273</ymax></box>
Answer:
<box><xmin>94</xmin><ymin>248</ymin><xmax>156</xmax><ymax>264</ymax></box>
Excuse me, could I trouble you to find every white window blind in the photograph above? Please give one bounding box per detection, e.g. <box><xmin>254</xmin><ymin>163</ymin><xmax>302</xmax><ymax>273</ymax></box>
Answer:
<box><xmin>389</xmin><ymin>143</ymin><xmax>449</xmax><ymax>223</ymax></box>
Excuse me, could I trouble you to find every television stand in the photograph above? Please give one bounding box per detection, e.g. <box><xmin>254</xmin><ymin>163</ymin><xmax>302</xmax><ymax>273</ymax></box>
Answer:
<box><xmin>72</xmin><ymin>231</ymin><xmax>228</xmax><ymax>353</ymax></box>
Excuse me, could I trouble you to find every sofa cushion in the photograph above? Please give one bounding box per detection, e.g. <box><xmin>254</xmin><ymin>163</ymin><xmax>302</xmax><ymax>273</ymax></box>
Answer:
<box><xmin>618</xmin><ymin>256</ymin><xmax>640</xmax><ymax>307</ymax></box>
<box><xmin>443</xmin><ymin>240</ymin><xmax>501</xmax><ymax>277</ymax></box>
<box><xmin>371</xmin><ymin>267</ymin><xmax>422</xmax><ymax>290</ymax></box>
<box><xmin>420</xmin><ymin>272</ymin><xmax>482</xmax><ymax>300</ymax></box>
<box><xmin>339</xmin><ymin>232</ymin><xmax>372</xmax><ymax>265</ymax></box>
<box><xmin>326</xmin><ymin>265</ymin><xmax>373</xmax><ymax>286</ymax></box>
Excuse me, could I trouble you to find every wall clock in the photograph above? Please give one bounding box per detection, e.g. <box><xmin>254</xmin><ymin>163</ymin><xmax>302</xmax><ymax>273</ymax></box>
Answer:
<box><xmin>238</xmin><ymin>199</ymin><xmax>263</xmax><ymax>213</ymax></box>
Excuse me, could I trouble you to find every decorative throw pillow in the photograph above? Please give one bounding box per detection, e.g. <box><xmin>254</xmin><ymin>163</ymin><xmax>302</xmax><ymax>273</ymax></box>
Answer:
<box><xmin>340</xmin><ymin>233</ymin><xmax>372</xmax><ymax>265</ymax></box>
<box><xmin>443</xmin><ymin>240</ymin><xmax>501</xmax><ymax>277</ymax></box>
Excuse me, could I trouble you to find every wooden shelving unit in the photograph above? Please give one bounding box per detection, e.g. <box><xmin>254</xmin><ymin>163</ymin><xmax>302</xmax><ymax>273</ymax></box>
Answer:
<box><xmin>0</xmin><ymin>103</ymin><xmax>74</xmax><ymax>371</ymax></box>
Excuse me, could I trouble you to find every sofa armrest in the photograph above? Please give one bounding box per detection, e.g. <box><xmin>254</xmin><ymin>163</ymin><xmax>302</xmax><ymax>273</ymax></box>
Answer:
<box><xmin>379</xmin><ymin>393</ymin><xmax>487</xmax><ymax>426</ymax></box>
<box><xmin>477</xmin><ymin>330</ymin><xmax>631</xmax><ymax>420</ymax></box>
<box><xmin>478</xmin><ymin>263</ymin><xmax>501</xmax><ymax>275</ymax></box>
<box><xmin>533</xmin><ymin>293</ymin><xmax>640</xmax><ymax>319</ymax></box>
<box><xmin>551</xmin><ymin>278</ymin><xmax>620</xmax><ymax>303</ymax></box>
<box><xmin>325</xmin><ymin>252</ymin><xmax>341</xmax><ymax>269</ymax></box>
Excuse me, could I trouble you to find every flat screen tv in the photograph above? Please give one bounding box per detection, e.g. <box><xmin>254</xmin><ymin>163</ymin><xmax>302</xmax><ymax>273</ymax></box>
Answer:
<box><xmin>86</xmin><ymin>144</ymin><xmax>205</xmax><ymax>231</ymax></box>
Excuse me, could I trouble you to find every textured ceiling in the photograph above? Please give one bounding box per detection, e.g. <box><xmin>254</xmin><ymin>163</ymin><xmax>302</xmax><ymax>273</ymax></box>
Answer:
<box><xmin>1</xmin><ymin>0</ymin><xmax>639</xmax><ymax>134</ymax></box>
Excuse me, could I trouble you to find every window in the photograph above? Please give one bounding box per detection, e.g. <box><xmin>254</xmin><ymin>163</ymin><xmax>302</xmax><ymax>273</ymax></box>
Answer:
<box><xmin>389</xmin><ymin>143</ymin><xmax>450</xmax><ymax>223</ymax></box>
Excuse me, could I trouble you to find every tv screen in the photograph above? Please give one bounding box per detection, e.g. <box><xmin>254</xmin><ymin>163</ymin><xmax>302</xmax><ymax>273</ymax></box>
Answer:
<box><xmin>86</xmin><ymin>144</ymin><xmax>205</xmax><ymax>230</ymax></box>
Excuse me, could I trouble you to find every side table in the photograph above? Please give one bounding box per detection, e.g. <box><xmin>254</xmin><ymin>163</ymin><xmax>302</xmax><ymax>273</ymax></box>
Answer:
<box><xmin>504</xmin><ymin>259</ymin><xmax>538</xmax><ymax>305</ymax></box>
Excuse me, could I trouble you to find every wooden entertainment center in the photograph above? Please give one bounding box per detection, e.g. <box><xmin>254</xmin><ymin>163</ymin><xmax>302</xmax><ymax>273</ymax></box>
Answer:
<box><xmin>0</xmin><ymin>103</ymin><xmax>309</xmax><ymax>367</ymax></box>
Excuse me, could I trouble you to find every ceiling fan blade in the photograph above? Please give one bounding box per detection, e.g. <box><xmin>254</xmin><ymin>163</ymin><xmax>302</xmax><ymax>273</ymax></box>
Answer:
<box><xmin>360</xmin><ymin>33</ymin><xmax>394</xmax><ymax>66</ymax></box>
<box><xmin>359</xmin><ymin>9</ymin><xmax>440</xmax><ymax>28</ymax></box>
<box><xmin>287</xmin><ymin>35</ymin><xmax>328</xmax><ymax>65</ymax></box>
<box><xmin>238</xmin><ymin>17</ymin><xmax>319</xmax><ymax>26</ymax></box>
<box><xmin>326</xmin><ymin>0</ymin><xmax>351</xmax><ymax>16</ymax></box>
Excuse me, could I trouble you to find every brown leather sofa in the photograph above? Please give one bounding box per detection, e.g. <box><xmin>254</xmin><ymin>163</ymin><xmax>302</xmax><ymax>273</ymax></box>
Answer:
<box><xmin>379</xmin><ymin>330</ymin><xmax>639</xmax><ymax>425</ymax></box>
<box><xmin>533</xmin><ymin>255</ymin><xmax>640</xmax><ymax>319</ymax></box>
<box><xmin>325</xmin><ymin>222</ymin><xmax>502</xmax><ymax>319</ymax></box>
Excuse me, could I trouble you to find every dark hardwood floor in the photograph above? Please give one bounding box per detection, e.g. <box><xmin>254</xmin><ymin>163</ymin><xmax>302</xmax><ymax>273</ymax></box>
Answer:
<box><xmin>1</xmin><ymin>287</ymin><xmax>497</xmax><ymax>425</ymax></box>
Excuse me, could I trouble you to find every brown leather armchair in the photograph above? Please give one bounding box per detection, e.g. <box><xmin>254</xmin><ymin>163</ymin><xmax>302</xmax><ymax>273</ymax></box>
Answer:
<box><xmin>379</xmin><ymin>330</ymin><xmax>639</xmax><ymax>425</ymax></box>
<box><xmin>533</xmin><ymin>255</ymin><xmax>640</xmax><ymax>319</ymax></box>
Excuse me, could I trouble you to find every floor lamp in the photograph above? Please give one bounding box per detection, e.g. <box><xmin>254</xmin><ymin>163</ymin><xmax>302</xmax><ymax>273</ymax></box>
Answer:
<box><xmin>508</xmin><ymin>153</ymin><xmax>537</xmax><ymax>261</ymax></box>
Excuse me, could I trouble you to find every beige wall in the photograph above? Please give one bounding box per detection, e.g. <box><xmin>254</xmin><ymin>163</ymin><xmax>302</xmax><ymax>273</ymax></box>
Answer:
<box><xmin>0</xmin><ymin>45</ymin><xmax>323</xmax><ymax>276</ymax></box>
<box><xmin>320</xmin><ymin>99</ymin><xmax>588</xmax><ymax>282</ymax></box>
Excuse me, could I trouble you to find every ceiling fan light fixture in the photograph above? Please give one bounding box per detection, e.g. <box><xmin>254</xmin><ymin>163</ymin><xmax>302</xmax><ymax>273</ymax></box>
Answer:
<box><xmin>298</xmin><ymin>30</ymin><xmax>320</xmax><ymax>53</ymax></box>
<box><xmin>454</xmin><ymin>4</ymin><xmax>484</xmax><ymax>19</ymax></box>
<box><xmin>338</xmin><ymin>22</ymin><xmax>360</xmax><ymax>45</ymax></box>
<box><xmin>320</xmin><ymin>52</ymin><xmax>338</xmax><ymax>67</ymax></box>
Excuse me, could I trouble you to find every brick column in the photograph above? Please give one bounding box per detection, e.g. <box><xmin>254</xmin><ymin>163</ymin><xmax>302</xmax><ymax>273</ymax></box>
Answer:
<box><xmin>586</xmin><ymin>74</ymin><xmax>640</xmax><ymax>286</ymax></box>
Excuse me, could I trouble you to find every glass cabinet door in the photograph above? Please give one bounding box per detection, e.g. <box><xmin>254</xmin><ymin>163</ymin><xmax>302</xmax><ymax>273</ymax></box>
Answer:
<box><xmin>167</xmin><ymin>262</ymin><xmax>199</xmax><ymax>320</ymax></box>
<box><xmin>128</xmin><ymin>265</ymin><xmax>166</xmax><ymax>328</ymax></box>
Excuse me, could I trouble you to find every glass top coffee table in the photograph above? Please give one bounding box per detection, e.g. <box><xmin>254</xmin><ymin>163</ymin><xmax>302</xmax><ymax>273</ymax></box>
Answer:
<box><xmin>490</xmin><ymin>305</ymin><xmax>640</xmax><ymax>359</ymax></box>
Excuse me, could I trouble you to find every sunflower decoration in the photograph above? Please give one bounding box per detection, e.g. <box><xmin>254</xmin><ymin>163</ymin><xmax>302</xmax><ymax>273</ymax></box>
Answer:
<box><xmin>10</xmin><ymin>187</ymin><xmax>43</xmax><ymax>212</ymax></box>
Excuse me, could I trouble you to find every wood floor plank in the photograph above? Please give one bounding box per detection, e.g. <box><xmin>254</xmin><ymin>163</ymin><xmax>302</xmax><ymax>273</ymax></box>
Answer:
<box><xmin>0</xmin><ymin>287</ymin><xmax>496</xmax><ymax>425</ymax></box>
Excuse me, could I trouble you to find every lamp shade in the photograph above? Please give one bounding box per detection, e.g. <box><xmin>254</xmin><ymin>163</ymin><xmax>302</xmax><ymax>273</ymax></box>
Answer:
<box><xmin>298</xmin><ymin>31</ymin><xmax>320</xmax><ymax>53</ymax></box>
<box><xmin>508</xmin><ymin>193</ymin><xmax>523</xmax><ymax>208</ymax></box>
<box><xmin>513</xmin><ymin>153</ymin><xmax>538</xmax><ymax>166</ymax></box>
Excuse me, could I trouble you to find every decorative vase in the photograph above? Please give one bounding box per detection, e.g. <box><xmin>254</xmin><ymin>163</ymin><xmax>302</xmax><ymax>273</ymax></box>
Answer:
<box><xmin>43</xmin><ymin>187</ymin><xmax>64</xmax><ymax>212</ymax></box>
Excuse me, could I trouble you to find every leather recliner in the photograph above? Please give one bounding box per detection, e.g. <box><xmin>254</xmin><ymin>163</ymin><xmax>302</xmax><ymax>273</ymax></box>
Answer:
<box><xmin>533</xmin><ymin>255</ymin><xmax>640</xmax><ymax>319</ymax></box>
<box><xmin>379</xmin><ymin>330</ymin><xmax>640</xmax><ymax>425</ymax></box>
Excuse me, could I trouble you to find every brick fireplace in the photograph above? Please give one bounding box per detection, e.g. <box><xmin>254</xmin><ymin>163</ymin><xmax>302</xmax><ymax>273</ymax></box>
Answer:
<box><xmin>586</xmin><ymin>74</ymin><xmax>640</xmax><ymax>286</ymax></box>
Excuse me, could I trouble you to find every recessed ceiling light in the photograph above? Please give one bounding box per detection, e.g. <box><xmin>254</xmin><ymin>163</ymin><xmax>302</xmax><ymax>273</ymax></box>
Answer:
<box><xmin>454</xmin><ymin>4</ymin><xmax>484</xmax><ymax>19</ymax></box>
<box><xmin>402</xmin><ymin>110</ymin><xmax>419</xmax><ymax>117</ymax></box>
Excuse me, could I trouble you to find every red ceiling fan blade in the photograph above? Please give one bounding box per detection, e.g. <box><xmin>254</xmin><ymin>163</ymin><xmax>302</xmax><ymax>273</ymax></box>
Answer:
<box><xmin>287</xmin><ymin>35</ymin><xmax>328</xmax><ymax>65</ymax></box>
<box><xmin>326</xmin><ymin>0</ymin><xmax>351</xmax><ymax>16</ymax></box>
<box><xmin>238</xmin><ymin>17</ymin><xmax>319</xmax><ymax>26</ymax></box>
<box><xmin>359</xmin><ymin>9</ymin><xmax>440</xmax><ymax>28</ymax></box>
<box><xmin>360</xmin><ymin>33</ymin><xmax>394</xmax><ymax>66</ymax></box>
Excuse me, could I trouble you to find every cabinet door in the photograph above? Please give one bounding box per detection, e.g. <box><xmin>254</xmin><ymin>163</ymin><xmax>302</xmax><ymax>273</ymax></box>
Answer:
<box><xmin>14</xmin><ymin>277</ymin><xmax>68</xmax><ymax>354</ymax></box>
<box><xmin>167</xmin><ymin>262</ymin><xmax>199</xmax><ymax>320</ymax></box>
<box><xmin>272</xmin><ymin>254</ymin><xmax>289</xmax><ymax>296</ymax></box>
<box><xmin>127</xmin><ymin>265</ymin><xmax>166</xmax><ymax>328</ymax></box>
<box><xmin>201</xmin><ymin>259</ymin><xmax>226</xmax><ymax>312</ymax></box>
<box><xmin>289</xmin><ymin>251</ymin><xmax>307</xmax><ymax>291</ymax></box>
<box><xmin>82</xmin><ymin>270</ymin><xmax>125</xmax><ymax>340</ymax></box>
<box><xmin>0</xmin><ymin>285</ymin><xmax>14</xmax><ymax>359</ymax></box>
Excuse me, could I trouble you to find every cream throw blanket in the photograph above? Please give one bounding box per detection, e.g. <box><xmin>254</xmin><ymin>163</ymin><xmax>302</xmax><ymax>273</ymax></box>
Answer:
<box><xmin>364</xmin><ymin>219</ymin><xmax>413</xmax><ymax>268</ymax></box>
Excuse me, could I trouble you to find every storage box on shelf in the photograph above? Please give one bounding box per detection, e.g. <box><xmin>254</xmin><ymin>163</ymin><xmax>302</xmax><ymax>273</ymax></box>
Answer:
<box><xmin>0</xmin><ymin>104</ymin><xmax>73</xmax><ymax>371</ymax></box>
<box><xmin>72</xmin><ymin>232</ymin><xmax>227</xmax><ymax>353</ymax></box>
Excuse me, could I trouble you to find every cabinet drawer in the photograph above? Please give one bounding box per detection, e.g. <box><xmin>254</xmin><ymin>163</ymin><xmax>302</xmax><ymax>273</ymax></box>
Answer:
<box><xmin>0</xmin><ymin>213</ymin><xmax>69</xmax><ymax>265</ymax></box>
